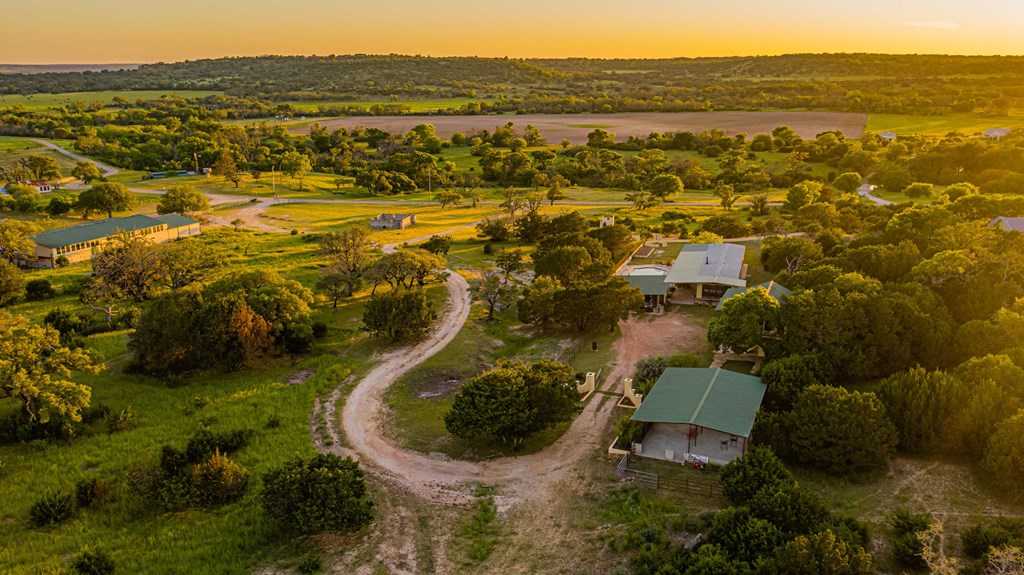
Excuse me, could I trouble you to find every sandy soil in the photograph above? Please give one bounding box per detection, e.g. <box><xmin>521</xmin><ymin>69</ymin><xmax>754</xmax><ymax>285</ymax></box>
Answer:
<box><xmin>296</xmin><ymin>111</ymin><xmax>867</xmax><ymax>142</ymax></box>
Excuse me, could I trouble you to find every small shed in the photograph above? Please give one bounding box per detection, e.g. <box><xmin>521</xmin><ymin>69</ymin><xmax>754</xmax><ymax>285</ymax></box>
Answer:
<box><xmin>370</xmin><ymin>213</ymin><xmax>416</xmax><ymax>230</ymax></box>
<box><xmin>630</xmin><ymin>368</ymin><xmax>766</xmax><ymax>465</ymax></box>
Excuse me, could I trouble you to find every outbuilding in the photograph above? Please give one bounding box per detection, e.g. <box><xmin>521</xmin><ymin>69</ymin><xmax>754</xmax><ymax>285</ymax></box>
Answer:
<box><xmin>629</xmin><ymin>368</ymin><xmax>766</xmax><ymax>466</ymax></box>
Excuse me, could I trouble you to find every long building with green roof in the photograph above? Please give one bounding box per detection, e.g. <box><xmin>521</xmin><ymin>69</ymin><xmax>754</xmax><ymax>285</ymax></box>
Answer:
<box><xmin>31</xmin><ymin>213</ymin><xmax>200</xmax><ymax>267</ymax></box>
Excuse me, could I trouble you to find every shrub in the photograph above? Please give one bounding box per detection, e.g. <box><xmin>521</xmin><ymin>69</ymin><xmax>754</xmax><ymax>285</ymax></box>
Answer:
<box><xmin>105</xmin><ymin>407</ymin><xmax>136</xmax><ymax>434</ymax></box>
<box><xmin>720</xmin><ymin>447</ymin><xmax>796</xmax><ymax>505</ymax></box>
<box><xmin>30</xmin><ymin>490</ymin><xmax>75</xmax><ymax>527</ymax></box>
<box><xmin>297</xmin><ymin>555</ymin><xmax>322</xmax><ymax>575</ymax></box>
<box><xmin>312</xmin><ymin>321</ymin><xmax>328</xmax><ymax>339</ymax></box>
<box><xmin>55</xmin><ymin>255</ymin><xmax>70</xmax><ymax>267</ymax></box>
<box><xmin>445</xmin><ymin>360</ymin><xmax>578</xmax><ymax>449</ymax></box>
<box><xmin>362</xmin><ymin>289</ymin><xmax>436</xmax><ymax>342</ymax></box>
<box><xmin>889</xmin><ymin>509</ymin><xmax>931</xmax><ymax>569</ymax></box>
<box><xmin>261</xmin><ymin>454</ymin><xmax>373</xmax><ymax>534</ymax></box>
<box><xmin>25</xmin><ymin>278</ymin><xmax>55</xmax><ymax>301</ymax></box>
<box><xmin>75</xmin><ymin>478</ymin><xmax>105</xmax><ymax>509</ymax></box>
<box><xmin>71</xmin><ymin>548</ymin><xmax>115</xmax><ymax>575</ymax></box>
<box><xmin>185</xmin><ymin>428</ymin><xmax>252</xmax><ymax>463</ymax></box>
<box><xmin>0</xmin><ymin>259</ymin><xmax>24</xmax><ymax>307</ymax></box>
<box><xmin>962</xmin><ymin>523</ymin><xmax>1016</xmax><ymax>559</ymax></box>
<box><xmin>190</xmin><ymin>450</ymin><xmax>249</xmax><ymax>507</ymax></box>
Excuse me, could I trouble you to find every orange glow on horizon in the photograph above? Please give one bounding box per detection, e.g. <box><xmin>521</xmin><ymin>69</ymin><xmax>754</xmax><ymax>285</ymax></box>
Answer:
<box><xmin>1</xmin><ymin>1</ymin><xmax>1022</xmax><ymax>64</ymax></box>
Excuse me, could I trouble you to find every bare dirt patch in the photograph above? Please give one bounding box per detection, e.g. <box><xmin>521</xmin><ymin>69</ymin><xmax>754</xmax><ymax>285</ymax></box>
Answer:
<box><xmin>297</xmin><ymin>111</ymin><xmax>867</xmax><ymax>143</ymax></box>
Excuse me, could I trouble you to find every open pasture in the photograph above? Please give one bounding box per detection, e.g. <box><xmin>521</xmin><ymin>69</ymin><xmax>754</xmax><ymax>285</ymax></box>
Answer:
<box><xmin>867</xmin><ymin>112</ymin><xmax>1024</xmax><ymax>135</ymax></box>
<box><xmin>294</xmin><ymin>111</ymin><xmax>869</xmax><ymax>143</ymax></box>
<box><xmin>0</xmin><ymin>90</ymin><xmax>223</xmax><ymax>111</ymax></box>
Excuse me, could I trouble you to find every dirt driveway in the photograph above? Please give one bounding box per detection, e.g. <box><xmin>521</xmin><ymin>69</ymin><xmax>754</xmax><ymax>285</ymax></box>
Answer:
<box><xmin>297</xmin><ymin>111</ymin><xmax>867</xmax><ymax>142</ymax></box>
<box><xmin>337</xmin><ymin>302</ymin><xmax>711</xmax><ymax>506</ymax></box>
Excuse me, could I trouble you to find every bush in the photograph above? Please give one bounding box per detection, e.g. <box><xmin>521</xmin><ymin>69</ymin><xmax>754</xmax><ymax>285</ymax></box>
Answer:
<box><xmin>962</xmin><ymin>523</ymin><xmax>1016</xmax><ymax>559</ymax></box>
<box><xmin>0</xmin><ymin>259</ymin><xmax>24</xmax><ymax>307</ymax></box>
<box><xmin>445</xmin><ymin>360</ymin><xmax>578</xmax><ymax>449</ymax></box>
<box><xmin>297</xmin><ymin>555</ymin><xmax>322</xmax><ymax>575</ymax></box>
<box><xmin>185</xmin><ymin>428</ymin><xmax>252</xmax><ymax>463</ymax></box>
<box><xmin>362</xmin><ymin>289</ymin><xmax>436</xmax><ymax>342</ymax></box>
<box><xmin>261</xmin><ymin>454</ymin><xmax>373</xmax><ymax>534</ymax></box>
<box><xmin>720</xmin><ymin>447</ymin><xmax>796</xmax><ymax>505</ymax></box>
<box><xmin>75</xmin><ymin>478</ymin><xmax>105</xmax><ymax>509</ymax></box>
<box><xmin>25</xmin><ymin>278</ymin><xmax>55</xmax><ymax>301</ymax></box>
<box><xmin>71</xmin><ymin>548</ymin><xmax>115</xmax><ymax>575</ymax></box>
<box><xmin>312</xmin><ymin>321</ymin><xmax>328</xmax><ymax>339</ymax></box>
<box><xmin>190</xmin><ymin>450</ymin><xmax>249</xmax><ymax>507</ymax></box>
<box><xmin>105</xmin><ymin>407</ymin><xmax>136</xmax><ymax>434</ymax></box>
<box><xmin>889</xmin><ymin>509</ymin><xmax>931</xmax><ymax>569</ymax></box>
<box><xmin>30</xmin><ymin>490</ymin><xmax>75</xmax><ymax>527</ymax></box>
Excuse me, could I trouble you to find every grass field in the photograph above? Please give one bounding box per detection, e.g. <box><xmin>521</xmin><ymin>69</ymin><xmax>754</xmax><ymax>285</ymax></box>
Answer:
<box><xmin>284</xmin><ymin>97</ymin><xmax>490</xmax><ymax>114</ymax></box>
<box><xmin>125</xmin><ymin>172</ymin><xmax>355</xmax><ymax>199</ymax></box>
<box><xmin>867</xmin><ymin>112</ymin><xmax>1024</xmax><ymax>135</ymax></box>
<box><xmin>0</xmin><ymin>136</ymin><xmax>82</xmax><ymax>175</ymax></box>
<box><xmin>0</xmin><ymin>228</ymin><xmax>413</xmax><ymax>573</ymax></box>
<box><xmin>0</xmin><ymin>90</ymin><xmax>223</xmax><ymax>111</ymax></box>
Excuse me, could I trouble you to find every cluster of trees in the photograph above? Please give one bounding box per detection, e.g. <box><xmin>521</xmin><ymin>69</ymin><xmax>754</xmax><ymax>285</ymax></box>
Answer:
<box><xmin>623</xmin><ymin>448</ymin><xmax>874</xmax><ymax>575</ymax></box>
<box><xmin>703</xmin><ymin>175</ymin><xmax>1024</xmax><ymax>478</ymax></box>
<box><xmin>313</xmin><ymin>227</ymin><xmax>447</xmax><ymax>342</ymax></box>
<box><xmin>508</xmin><ymin>211</ymin><xmax>642</xmax><ymax>332</ymax></box>
<box><xmin>130</xmin><ymin>270</ymin><xmax>316</xmax><ymax>374</ymax></box>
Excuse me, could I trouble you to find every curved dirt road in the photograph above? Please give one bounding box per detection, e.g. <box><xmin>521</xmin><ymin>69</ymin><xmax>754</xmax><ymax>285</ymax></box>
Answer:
<box><xmin>339</xmin><ymin>268</ymin><xmax>702</xmax><ymax>504</ymax></box>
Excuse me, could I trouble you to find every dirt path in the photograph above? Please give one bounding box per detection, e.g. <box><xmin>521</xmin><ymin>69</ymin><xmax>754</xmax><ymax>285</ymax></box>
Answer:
<box><xmin>339</xmin><ymin>296</ymin><xmax>707</xmax><ymax>505</ymax></box>
<box><xmin>33</xmin><ymin>138</ymin><xmax>120</xmax><ymax>177</ymax></box>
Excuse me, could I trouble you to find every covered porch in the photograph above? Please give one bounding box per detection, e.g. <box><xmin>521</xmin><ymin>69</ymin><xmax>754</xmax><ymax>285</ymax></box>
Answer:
<box><xmin>635</xmin><ymin>423</ymin><xmax>747</xmax><ymax>466</ymax></box>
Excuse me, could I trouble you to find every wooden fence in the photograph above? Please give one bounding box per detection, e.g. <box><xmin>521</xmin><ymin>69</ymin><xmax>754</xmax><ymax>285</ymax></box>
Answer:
<box><xmin>616</xmin><ymin>454</ymin><xmax>724</xmax><ymax>499</ymax></box>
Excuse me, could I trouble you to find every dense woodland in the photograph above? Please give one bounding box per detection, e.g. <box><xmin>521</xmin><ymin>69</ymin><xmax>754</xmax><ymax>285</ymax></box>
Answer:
<box><xmin>3</xmin><ymin>54</ymin><xmax>1024</xmax><ymax>115</ymax></box>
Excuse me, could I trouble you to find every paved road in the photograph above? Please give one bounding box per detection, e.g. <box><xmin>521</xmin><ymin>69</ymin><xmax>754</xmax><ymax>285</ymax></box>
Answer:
<box><xmin>857</xmin><ymin>182</ymin><xmax>893</xmax><ymax>206</ymax></box>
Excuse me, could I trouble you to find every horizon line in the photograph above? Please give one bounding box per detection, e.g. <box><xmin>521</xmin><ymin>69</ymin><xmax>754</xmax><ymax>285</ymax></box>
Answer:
<box><xmin>5</xmin><ymin>49</ymin><xmax>1024</xmax><ymax>67</ymax></box>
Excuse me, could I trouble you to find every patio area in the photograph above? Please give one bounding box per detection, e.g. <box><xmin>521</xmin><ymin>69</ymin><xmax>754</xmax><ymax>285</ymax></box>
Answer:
<box><xmin>636</xmin><ymin>422</ymin><xmax>746</xmax><ymax>466</ymax></box>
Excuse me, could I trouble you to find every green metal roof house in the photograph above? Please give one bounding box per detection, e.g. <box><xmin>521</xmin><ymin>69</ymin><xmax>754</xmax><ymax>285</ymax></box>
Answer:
<box><xmin>630</xmin><ymin>367</ymin><xmax>767</xmax><ymax>465</ymax></box>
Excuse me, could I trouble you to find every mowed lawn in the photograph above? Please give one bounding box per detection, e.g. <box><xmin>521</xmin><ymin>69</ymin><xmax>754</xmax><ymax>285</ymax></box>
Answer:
<box><xmin>0</xmin><ymin>90</ymin><xmax>223</xmax><ymax>111</ymax></box>
<box><xmin>867</xmin><ymin>112</ymin><xmax>1024</xmax><ymax>135</ymax></box>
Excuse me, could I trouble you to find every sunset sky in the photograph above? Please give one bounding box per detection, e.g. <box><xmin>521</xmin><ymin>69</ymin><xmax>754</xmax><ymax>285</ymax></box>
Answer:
<box><xmin>4</xmin><ymin>0</ymin><xmax>1023</xmax><ymax>63</ymax></box>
